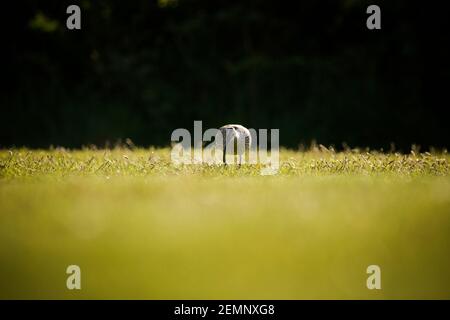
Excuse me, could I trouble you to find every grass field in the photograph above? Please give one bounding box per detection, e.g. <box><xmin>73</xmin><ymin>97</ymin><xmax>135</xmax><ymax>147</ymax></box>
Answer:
<box><xmin>1</xmin><ymin>147</ymin><xmax>450</xmax><ymax>299</ymax></box>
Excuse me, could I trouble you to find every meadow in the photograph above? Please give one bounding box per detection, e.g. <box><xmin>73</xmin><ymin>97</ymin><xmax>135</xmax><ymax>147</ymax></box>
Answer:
<box><xmin>0</xmin><ymin>147</ymin><xmax>449</xmax><ymax>299</ymax></box>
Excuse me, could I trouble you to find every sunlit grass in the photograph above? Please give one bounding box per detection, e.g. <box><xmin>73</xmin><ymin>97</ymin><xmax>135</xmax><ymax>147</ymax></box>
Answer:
<box><xmin>0</xmin><ymin>148</ymin><xmax>449</xmax><ymax>299</ymax></box>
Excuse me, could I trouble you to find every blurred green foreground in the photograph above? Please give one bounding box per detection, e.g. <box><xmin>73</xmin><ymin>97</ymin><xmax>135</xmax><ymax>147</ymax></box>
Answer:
<box><xmin>0</xmin><ymin>148</ymin><xmax>449</xmax><ymax>299</ymax></box>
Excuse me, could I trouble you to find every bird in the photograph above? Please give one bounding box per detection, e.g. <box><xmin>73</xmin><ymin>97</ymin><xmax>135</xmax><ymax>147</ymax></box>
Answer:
<box><xmin>217</xmin><ymin>124</ymin><xmax>252</xmax><ymax>165</ymax></box>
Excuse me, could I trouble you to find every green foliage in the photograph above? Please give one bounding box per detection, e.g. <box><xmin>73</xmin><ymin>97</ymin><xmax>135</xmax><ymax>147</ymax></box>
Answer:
<box><xmin>29</xmin><ymin>11</ymin><xmax>60</xmax><ymax>32</ymax></box>
<box><xmin>1</xmin><ymin>148</ymin><xmax>449</xmax><ymax>299</ymax></box>
<box><xmin>3</xmin><ymin>1</ymin><xmax>449</xmax><ymax>149</ymax></box>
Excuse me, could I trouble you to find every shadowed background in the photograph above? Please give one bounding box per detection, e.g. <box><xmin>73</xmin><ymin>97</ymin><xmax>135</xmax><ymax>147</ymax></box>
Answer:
<box><xmin>2</xmin><ymin>0</ymin><xmax>449</xmax><ymax>150</ymax></box>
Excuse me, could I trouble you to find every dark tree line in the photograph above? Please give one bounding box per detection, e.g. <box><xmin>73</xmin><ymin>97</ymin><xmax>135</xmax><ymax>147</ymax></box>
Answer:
<box><xmin>2</xmin><ymin>0</ymin><xmax>449</xmax><ymax>150</ymax></box>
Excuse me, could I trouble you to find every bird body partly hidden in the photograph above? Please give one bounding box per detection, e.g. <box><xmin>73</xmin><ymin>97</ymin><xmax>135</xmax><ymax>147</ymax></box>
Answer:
<box><xmin>217</xmin><ymin>124</ymin><xmax>252</xmax><ymax>165</ymax></box>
